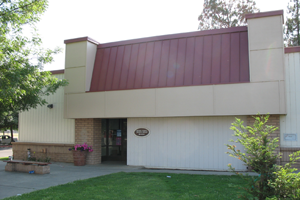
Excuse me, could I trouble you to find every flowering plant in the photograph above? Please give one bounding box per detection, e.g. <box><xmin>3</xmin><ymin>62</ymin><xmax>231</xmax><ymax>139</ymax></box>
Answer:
<box><xmin>69</xmin><ymin>143</ymin><xmax>93</xmax><ymax>152</ymax></box>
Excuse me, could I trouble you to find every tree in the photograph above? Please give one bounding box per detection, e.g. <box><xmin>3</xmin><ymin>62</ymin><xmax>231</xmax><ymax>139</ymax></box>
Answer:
<box><xmin>226</xmin><ymin>115</ymin><xmax>280</xmax><ymax>199</ymax></box>
<box><xmin>0</xmin><ymin>112</ymin><xmax>18</xmax><ymax>143</ymax></box>
<box><xmin>198</xmin><ymin>0</ymin><xmax>260</xmax><ymax>30</ymax></box>
<box><xmin>0</xmin><ymin>0</ymin><xmax>68</xmax><ymax>133</ymax></box>
<box><xmin>285</xmin><ymin>0</ymin><xmax>300</xmax><ymax>46</ymax></box>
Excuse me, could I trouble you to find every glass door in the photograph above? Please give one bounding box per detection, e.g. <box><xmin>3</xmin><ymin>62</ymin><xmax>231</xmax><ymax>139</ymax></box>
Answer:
<box><xmin>101</xmin><ymin>119</ymin><xmax>127</xmax><ymax>161</ymax></box>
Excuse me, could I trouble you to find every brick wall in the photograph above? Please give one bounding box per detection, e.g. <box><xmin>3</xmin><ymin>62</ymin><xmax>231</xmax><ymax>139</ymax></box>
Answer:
<box><xmin>12</xmin><ymin>142</ymin><xmax>73</xmax><ymax>162</ymax></box>
<box><xmin>75</xmin><ymin>118</ymin><xmax>101</xmax><ymax>165</ymax></box>
<box><xmin>12</xmin><ymin>118</ymin><xmax>102</xmax><ymax>165</ymax></box>
<box><xmin>247</xmin><ymin>115</ymin><xmax>280</xmax><ymax>156</ymax></box>
<box><xmin>280</xmin><ymin>147</ymin><xmax>300</xmax><ymax>169</ymax></box>
<box><xmin>247</xmin><ymin>115</ymin><xmax>300</xmax><ymax>169</ymax></box>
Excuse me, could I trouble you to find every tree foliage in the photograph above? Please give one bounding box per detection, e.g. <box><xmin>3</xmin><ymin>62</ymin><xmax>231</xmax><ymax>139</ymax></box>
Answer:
<box><xmin>227</xmin><ymin>115</ymin><xmax>300</xmax><ymax>199</ymax></box>
<box><xmin>198</xmin><ymin>0</ymin><xmax>260</xmax><ymax>30</ymax></box>
<box><xmin>285</xmin><ymin>0</ymin><xmax>300</xmax><ymax>46</ymax></box>
<box><xmin>227</xmin><ymin>115</ymin><xmax>280</xmax><ymax>199</ymax></box>
<box><xmin>0</xmin><ymin>0</ymin><xmax>68</xmax><ymax>129</ymax></box>
<box><xmin>268</xmin><ymin>151</ymin><xmax>300</xmax><ymax>199</ymax></box>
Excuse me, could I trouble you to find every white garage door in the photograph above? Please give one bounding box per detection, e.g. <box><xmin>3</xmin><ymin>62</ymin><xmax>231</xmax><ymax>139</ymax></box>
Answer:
<box><xmin>127</xmin><ymin>116</ymin><xmax>246</xmax><ymax>171</ymax></box>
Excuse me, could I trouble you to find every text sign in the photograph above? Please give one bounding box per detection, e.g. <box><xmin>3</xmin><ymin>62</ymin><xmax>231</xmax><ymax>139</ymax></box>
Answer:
<box><xmin>284</xmin><ymin>134</ymin><xmax>297</xmax><ymax>141</ymax></box>
<box><xmin>134</xmin><ymin>128</ymin><xmax>150</xmax><ymax>137</ymax></box>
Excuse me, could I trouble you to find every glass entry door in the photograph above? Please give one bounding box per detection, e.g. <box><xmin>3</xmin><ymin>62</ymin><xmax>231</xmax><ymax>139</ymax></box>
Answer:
<box><xmin>101</xmin><ymin>119</ymin><xmax>127</xmax><ymax>161</ymax></box>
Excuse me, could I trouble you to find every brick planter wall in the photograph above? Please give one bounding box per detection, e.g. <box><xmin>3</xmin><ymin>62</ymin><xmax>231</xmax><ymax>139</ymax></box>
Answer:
<box><xmin>75</xmin><ymin>118</ymin><xmax>101</xmax><ymax>165</ymax></box>
<box><xmin>12</xmin><ymin>142</ymin><xmax>74</xmax><ymax>162</ymax></box>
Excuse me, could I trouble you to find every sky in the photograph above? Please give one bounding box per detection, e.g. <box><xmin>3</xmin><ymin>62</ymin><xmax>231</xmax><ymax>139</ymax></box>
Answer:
<box><xmin>36</xmin><ymin>0</ymin><xmax>290</xmax><ymax>71</ymax></box>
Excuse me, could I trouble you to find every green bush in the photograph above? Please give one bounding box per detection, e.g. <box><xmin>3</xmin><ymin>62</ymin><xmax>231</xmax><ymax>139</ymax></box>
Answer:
<box><xmin>226</xmin><ymin>115</ymin><xmax>280</xmax><ymax>199</ymax></box>
<box><xmin>267</xmin><ymin>151</ymin><xmax>300</xmax><ymax>199</ymax></box>
<box><xmin>227</xmin><ymin>114</ymin><xmax>300</xmax><ymax>199</ymax></box>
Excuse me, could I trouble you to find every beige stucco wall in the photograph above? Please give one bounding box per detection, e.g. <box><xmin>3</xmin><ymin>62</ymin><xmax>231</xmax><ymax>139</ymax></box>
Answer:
<box><xmin>64</xmin><ymin>81</ymin><xmax>285</xmax><ymax>118</ymax></box>
<box><xmin>247</xmin><ymin>15</ymin><xmax>285</xmax><ymax>82</ymax></box>
<box><xmin>64</xmin><ymin>12</ymin><xmax>286</xmax><ymax>119</ymax></box>
<box><xmin>64</xmin><ymin>41</ymin><xmax>97</xmax><ymax>93</ymax></box>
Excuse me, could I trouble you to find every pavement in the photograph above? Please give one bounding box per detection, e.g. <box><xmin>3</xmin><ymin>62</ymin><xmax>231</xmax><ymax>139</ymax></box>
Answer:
<box><xmin>0</xmin><ymin>146</ymin><xmax>12</xmax><ymax>158</ymax></box>
<box><xmin>0</xmin><ymin>147</ymin><xmax>258</xmax><ymax>199</ymax></box>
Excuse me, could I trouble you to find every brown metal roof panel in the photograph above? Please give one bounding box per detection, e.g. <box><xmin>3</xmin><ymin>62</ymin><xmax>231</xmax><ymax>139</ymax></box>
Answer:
<box><xmin>230</xmin><ymin>33</ymin><xmax>240</xmax><ymax>83</ymax></box>
<box><xmin>134</xmin><ymin>43</ymin><xmax>147</xmax><ymax>89</ymax></box>
<box><xmin>245</xmin><ymin>10</ymin><xmax>284</xmax><ymax>23</ymax></box>
<box><xmin>89</xmin><ymin>27</ymin><xmax>250</xmax><ymax>92</ymax></box>
<box><xmin>142</xmin><ymin>42</ymin><xmax>155</xmax><ymax>88</ymax></box>
<box><xmin>202</xmin><ymin>36</ymin><xmax>213</xmax><ymax>84</ymax></box>
<box><xmin>284</xmin><ymin>46</ymin><xmax>300</xmax><ymax>53</ymax></box>
<box><xmin>175</xmin><ymin>38</ymin><xmax>187</xmax><ymax>86</ymax></box>
<box><xmin>183</xmin><ymin>37</ymin><xmax>195</xmax><ymax>86</ymax></box>
<box><xmin>158</xmin><ymin>40</ymin><xmax>170</xmax><ymax>87</ymax></box>
<box><xmin>127</xmin><ymin>44</ymin><xmax>139</xmax><ymax>89</ymax></box>
<box><xmin>90</xmin><ymin>49</ymin><xmax>104</xmax><ymax>91</ymax></box>
<box><xmin>119</xmin><ymin>45</ymin><xmax>132</xmax><ymax>90</ymax></box>
<box><xmin>98</xmin><ymin>48</ymin><xmax>111</xmax><ymax>91</ymax></box>
<box><xmin>111</xmin><ymin>46</ymin><xmax>125</xmax><ymax>90</ymax></box>
<box><xmin>239</xmin><ymin>32</ymin><xmax>250</xmax><ymax>82</ymax></box>
<box><xmin>149</xmin><ymin>41</ymin><xmax>163</xmax><ymax>88</ymax></box>
<box><xmin>105</xmin><ymin>47</ymin><xmax>118</xmax><ymax>91</ymax></box>
<box><xmin>167</xmin><ymin>39</ymin><xmax>178</xmax><ymax>87</ymax></box>
<box><xmin>50</xmin><ymin>69</ymin><xmax>64</xmax><ymax>74</ymax></box>
<box><xmin>193</xmin><ymin>37</ymin><xmax>204</xmax><ymax>85</ymax></box>
<box><xmin>220</xmin><ymin>34</ymin><xmax>231</xmax><ymax>83</ymax></box>
<box><xmin>211</xmin><ymin>35</ymin><xmax>222</xmax><ymax>84</ymax></box>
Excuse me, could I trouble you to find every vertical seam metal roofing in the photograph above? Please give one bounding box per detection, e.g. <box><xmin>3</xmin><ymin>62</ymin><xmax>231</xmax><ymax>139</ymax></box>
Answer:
<box><xmin>90</xmin><ymin>26</ymin><xmax>250</xmax><ymax>92</ymax></box>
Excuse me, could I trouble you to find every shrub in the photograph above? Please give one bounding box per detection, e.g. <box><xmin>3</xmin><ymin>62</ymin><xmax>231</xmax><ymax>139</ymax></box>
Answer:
<box><xmin>226</xmin><ymin>114</ymin><xmax>280</xmax><ymax>199</ymax></box>
<box><xmin>267</xmin><ymin>151</ymin><xmax>300</xmax><ymax>199</ymax></box>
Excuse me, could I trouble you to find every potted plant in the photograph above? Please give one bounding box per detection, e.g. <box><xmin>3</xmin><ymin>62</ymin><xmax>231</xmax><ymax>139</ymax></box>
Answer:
<box><xmin>69</xmin><ymin>143</ymin><xmax>93</xmax><ymax>166</ymax></box>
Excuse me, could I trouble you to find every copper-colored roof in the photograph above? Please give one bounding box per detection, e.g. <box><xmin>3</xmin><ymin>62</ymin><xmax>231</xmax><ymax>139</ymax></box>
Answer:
<box><xmin>245</xmin><ymin>10</ymin><xmax>284</xmax><ymax>24</ymax></box>
<box><xmin>90</xmin><ymin>26</ymin><xmax>249</xmax><ymax>92</ymax></box>
<box><xmin>285</xmin><ymin>46</ymin><xmax>300</xmax><ymax>53</ymax></box>
<box><xmin>50</xmin><ymin>69</ymin><xmax>64</xmax><ymax>74</ymax></box>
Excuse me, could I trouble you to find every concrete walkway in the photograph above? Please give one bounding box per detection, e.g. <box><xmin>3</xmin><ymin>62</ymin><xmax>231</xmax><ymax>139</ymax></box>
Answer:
<box><xmin>0</xmin><ymin>160</ymin><xmax>258</xmax><ymax>199</ymax></box>
<box><xmin>0</xmin><ymin>147</ymin><xmax>12</xmax><ymax>158</ymax></box>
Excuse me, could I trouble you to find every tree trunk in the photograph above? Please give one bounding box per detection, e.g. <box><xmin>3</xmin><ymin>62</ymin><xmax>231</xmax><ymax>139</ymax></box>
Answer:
<box><xmin>10</xmin><ymin>126</ymin><xmax>14</xmax><ymax>143</ymax></box>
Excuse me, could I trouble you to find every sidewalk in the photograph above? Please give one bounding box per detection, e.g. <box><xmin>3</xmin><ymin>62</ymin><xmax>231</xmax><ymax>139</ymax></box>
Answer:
<box><xmin>0</xmin><ymin>147</ymin><xmax>12</xmax><ymax>159</ymax></box>
<box><xmin>0</xmin><ymin>161</ymin><xmax>258</xmax><ymax>199</ymax></box>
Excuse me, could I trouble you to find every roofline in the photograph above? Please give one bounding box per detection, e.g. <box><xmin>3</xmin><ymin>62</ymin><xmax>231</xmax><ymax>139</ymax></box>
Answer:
<box><xmin>98</xmin><ymin>26</ymin><xmax>248</xmax><ymax>48</ymax></box>
<box><xmin>245</xmin><ymin>10</ymin><xmax>284</xmax><ymax>24</ymax></box>
<box><xmin>50</xmin><ymin>69</ymin><xmax>65</xmax><ymax>74</ymax></box>
<box><xmin>285</xmin><ymin>46</ymin><xmax>300</xmax><ymax>54</ymax></box>
<box><xmin>64</xmin><ymin>37</ymin><xmax>100</xmax><ymax>45</ymax></box>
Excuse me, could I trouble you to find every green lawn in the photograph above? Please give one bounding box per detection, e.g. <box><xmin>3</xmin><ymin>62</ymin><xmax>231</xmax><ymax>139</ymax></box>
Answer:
<box><xmin>4</xmin><ymin>172</ymin><xmax>250</xmax><ymax>200</ymax></box>
<box><xmin>0</xmin><ymin>157</ymin><xmax>9</xmax><ymax>160</ymax></box>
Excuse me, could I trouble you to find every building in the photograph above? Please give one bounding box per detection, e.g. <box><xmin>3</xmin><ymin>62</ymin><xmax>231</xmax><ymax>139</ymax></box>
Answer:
<box><xmin>13</xmin><ymin>10</ymin><xmax>300</xmax><ymax>171</ymax></box>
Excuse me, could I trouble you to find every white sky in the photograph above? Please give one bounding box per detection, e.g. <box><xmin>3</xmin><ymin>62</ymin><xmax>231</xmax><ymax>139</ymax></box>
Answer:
<box><xmin>37</xmin><ymin>0</ymin><xmax>289</xmax><ymax>71</ymax></box>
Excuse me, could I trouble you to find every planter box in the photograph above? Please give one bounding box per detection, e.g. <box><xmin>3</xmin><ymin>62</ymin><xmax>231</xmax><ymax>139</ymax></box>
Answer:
<box><xmin>73</xmin><ymin>150</ymin><xmax>87</xmax><ymax>166</ymax></box>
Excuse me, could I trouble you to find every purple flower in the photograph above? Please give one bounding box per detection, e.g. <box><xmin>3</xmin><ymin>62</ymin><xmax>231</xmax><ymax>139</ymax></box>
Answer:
<box><xmin>69</xmin><ymin>143</ymin><xmax>93</xmax><ymax>152</ymax></box>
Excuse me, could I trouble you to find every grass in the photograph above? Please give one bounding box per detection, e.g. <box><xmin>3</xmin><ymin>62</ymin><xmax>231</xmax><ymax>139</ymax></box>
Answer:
<box><xmin>0</xmin><ymin>156</ymin><xmax>9</xmax><ymax>160</ymax></box>
<box><xmin>4</xmin><ymin>172</ymin><xmax>250</xmax><ymax>200</ymax></box>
